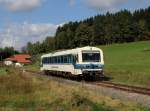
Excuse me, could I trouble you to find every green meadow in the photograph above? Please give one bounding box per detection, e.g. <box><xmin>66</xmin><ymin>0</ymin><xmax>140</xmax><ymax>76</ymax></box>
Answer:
<box><xmin>99</xmin><ymin>41</ymin><xmax>150</xmax><ymax>87</ymax></box>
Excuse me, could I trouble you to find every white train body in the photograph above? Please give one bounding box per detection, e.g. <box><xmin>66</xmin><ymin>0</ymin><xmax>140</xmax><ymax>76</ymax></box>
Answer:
<box><xmin>41</xmin><ymin>46</ymin><xmax>104</xmax><ymax>77</ymax></box>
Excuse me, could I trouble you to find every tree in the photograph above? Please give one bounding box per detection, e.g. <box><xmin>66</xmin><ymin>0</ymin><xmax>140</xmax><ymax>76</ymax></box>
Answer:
<box><xmin>0</xmin><ymin>47</ymin><xmax>18</xmax><ymax>60</ymax></box>
<box><xmin>75</xmin><ymin>23</ymin><xmax>93</xmax><ymax>47</ymax></box>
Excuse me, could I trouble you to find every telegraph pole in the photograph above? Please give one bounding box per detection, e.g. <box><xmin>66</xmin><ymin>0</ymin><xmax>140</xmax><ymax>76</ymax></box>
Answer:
<box><xmin>0</xmin><ymin>56</ymin><xmax>2</xmax><ymax>67</ymax></box>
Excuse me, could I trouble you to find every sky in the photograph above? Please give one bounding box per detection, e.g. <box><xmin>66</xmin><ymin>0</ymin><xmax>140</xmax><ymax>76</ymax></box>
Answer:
<box><xmin>0</xmin><ymin>0</ymin><xmax>150</xmax><ymax>49</ymax></box>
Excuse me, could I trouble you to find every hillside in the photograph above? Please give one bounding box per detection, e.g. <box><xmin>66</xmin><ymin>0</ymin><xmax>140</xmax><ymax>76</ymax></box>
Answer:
<box><xmin>99</xmin><ymin>41</ymin><xmax>150</xmax><ymax>86</ymax></box>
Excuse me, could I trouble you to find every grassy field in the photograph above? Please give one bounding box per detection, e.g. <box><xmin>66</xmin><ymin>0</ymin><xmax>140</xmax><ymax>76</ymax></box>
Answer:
<box><xmin>99</xmin><ymin>41</ymin><xmax>150</xmax><ymax>87</ymax></box>
<box><xmin>25</xmin><ymin>62</ymin><xmax>40</xmax><ymax>72</ymax></box>
<box><xmin>0</xmin><ymin>67</ymin><xmax>9</xmax><ymax>76</ymax></box>
<box><xmin>24</xmin><ymin>54</ymin><xmax>41</xmax><ymax>72</ymax></box>
<box><xmin>0</xmin><ymin>67</ymin><xmax>149</xmax><ymax>111</ymax></box>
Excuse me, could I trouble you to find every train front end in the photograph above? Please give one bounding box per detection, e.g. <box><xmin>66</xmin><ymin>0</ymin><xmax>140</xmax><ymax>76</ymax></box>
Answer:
<box><xmin>75</xmin><ymin>47</ymin><xmax>104</xmax><ymax>80</ymax></box>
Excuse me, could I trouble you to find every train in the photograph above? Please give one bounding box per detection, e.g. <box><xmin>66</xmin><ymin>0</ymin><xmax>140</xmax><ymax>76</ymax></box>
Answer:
<box><xmin>40</xmin><ymin>46</ymin><xmax>104</xmax><ymax>80</ymax></box>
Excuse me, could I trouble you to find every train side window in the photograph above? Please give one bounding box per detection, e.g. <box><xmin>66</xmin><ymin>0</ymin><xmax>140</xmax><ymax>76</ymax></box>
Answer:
<box><xmin>53</xmin><ymin>57</ymin><xmax>55</xmax><ymax>63</ymax></box>
<box><xmin>53</xmin><ymin>57</ymin><xmax>54</xmax><ymax>63</ymax></box>
<box><xmin>56</xmin><ymin>56</ymin><xmax>59</xmax><ymax>64</ymax></box>
<box><xmin>52</xmin><ymin>57</ymin><xmax>54</xmax><ymax>64</ymax></box>
<box><xmin>57</xmin><ymin>57</ymin><xmax>59</xmax><ymax>63</ymax></box>
<box><xmin>56</xmin><ymin>56</ymin><xmax>58</xmax><ymax>64</ymax></box>
<box><xmin>49</xmin><ymin>57</ymin><xmax>51</xmax><ymax>64</ymax></box>
<box><xmin>44</xmin><ymin>58</ymin><xmax>46</xmax><ymax>64</ymax></box>
<box><xmin>68</xmin><ymin>55</ymin><xmax>71</xmax><ymax>63</ymax></box>
<box><xmin>51</xmin><ymin>57</ymin><xmax>54</xmax><ymax>64</ymax></box>
<box><xmin>66</xmin><ymin>56</ymin><xmax>68</xmax><ymax>63</ymax></box>
<box><xmin>50</xmin><ymin>57</ymin><xmax>51</xmax><ymax>63</ymax></box>
<box><xmin>64</xmin><ymin>56</ymin><xmax>67</xmax><ymax>63</ymax></box>
<box><xmin>66</xmin><ymin>56</ymin><xmax>67</xmax><ymax>63</ymax></box>
<box><xmin>46</xmin><ymin>58</ymin><xmax>48</xmax><ymax>64</ymax></box>
<box><xmin>55</xmin><ymin>57</ymin><xmax>56</xmax><ymax>64</ymax></box>
<box><xmin>47</xmin><ymin>57</ymin><xmax>49</xmax><ymax>64</ymax></box>
<box><xmin>63</xmin><ymin>56</ymin><xmax>65</xmax><ymax>63</ymax></box>
<box><xmin>50</xmin><ymin>57</ymin><xmax>52</xmax><ymax>64</ymax></box>
<box><xmin>58</xmin><ymin>56</ymin><xmax>61</xmax><ymax>63</ymax></box>
<box><xmin>56</xmin><ymin>57</ymin><xmax>58</xmax><ymax>63</ymax></box>
<box><xmin>53</xmin><ymin>57</ymin><xmax>54</xmax><ymax>64</ymax></box>
<box><xmin>61</xmin><ymin>56</ymin><xmax>63</xmax><ymax>63</ymax></box>
<box><xmin>59</xmin><ymin>56</ymin><xmax>61</xmax><ymax>63</ymax></box>
<box><xmin>54</xmin><ymin>57</ymin><xmax>56</xmax><ymax>64</ymax></box>
<box><xmin>45</xmin><ymin>57</ymin><xmax>47</xmax><ymax>64</ymax></box>
<box><xmin>71</xmin><ymin>55</ymin><xmax>74</xmax><ymax>63</ymax></box>
<box><xmin>51</xmin><ymin>57</ymin><xmax>53</xmax><ymax>64</ymax></box>
<box><xmin>47</xmin><ymin>57</ymin><xmax>48</xmax><ymax>64</ymax></box>
<box><xmin>70</xmin><ymin>55</ymin><xmax>73</xmax><ymax>63</ymax></box>
<box><xmin>56</xmin><ymin>57</ymin><xmax>58</xmax><ymax>64</ymax></box>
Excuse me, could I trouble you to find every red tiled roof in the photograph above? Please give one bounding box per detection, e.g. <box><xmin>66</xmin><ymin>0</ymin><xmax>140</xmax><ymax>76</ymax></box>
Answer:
<box><xmin>14</xmin><ymin>54</ymin><xmax>31</xmax><ymax>59</ymax></box>
<box><xmin>5</xmin><ymin>54</ymin><xmax>32</xmax><ymax>64</ymax></box>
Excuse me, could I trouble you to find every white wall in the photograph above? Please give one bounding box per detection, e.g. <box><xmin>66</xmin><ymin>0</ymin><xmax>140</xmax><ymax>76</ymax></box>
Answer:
<box><xmin>4</xmin><ymin>61</ymin><xmax>13</xmax><ymax>66</ymax></box>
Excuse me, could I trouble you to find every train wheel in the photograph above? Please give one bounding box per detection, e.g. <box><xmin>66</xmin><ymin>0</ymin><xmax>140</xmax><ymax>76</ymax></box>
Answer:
<box><xmin>44</xmin><ymin>70</ymin><xmax>49</xmax><ymax>75</ymax></box>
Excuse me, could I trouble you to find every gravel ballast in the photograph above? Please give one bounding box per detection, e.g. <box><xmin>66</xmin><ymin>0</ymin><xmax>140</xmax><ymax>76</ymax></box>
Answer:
<box><xmin>34</xmin><ymin>73</ymin><xmax>150</xmax><ymax>107</ymax></box>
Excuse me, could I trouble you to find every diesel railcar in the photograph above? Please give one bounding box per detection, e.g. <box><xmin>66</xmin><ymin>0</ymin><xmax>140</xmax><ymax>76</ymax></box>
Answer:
<box><xmin>41</xmin><ymin>46</ymin><xmax>104</xmax><ymax>79</ymax></box>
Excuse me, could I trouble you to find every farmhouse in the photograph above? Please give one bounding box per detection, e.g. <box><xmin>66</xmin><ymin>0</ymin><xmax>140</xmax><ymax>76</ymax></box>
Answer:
<box><xmin>4</xmin><ymin>54</ymin><xmax>32</xmax><ymax>66</ymax></box>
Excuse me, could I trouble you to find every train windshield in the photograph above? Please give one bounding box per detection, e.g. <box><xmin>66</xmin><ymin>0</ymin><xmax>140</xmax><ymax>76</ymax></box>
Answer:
<box><xmin>82</xmin><ymin>51</ymin><xmax>100</xmax><ymax>62</ymax></box>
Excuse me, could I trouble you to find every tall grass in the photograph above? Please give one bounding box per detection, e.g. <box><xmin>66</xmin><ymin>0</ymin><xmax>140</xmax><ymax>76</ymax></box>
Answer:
<box><xmin>0</xmin><ymin>67</ymin><xmax>8</xmax><ymax>76</ymax></box>
<box><xmin>0</xmin><ymin>68</ymin><xmax>149</xmax><ymax>111</ymax></box>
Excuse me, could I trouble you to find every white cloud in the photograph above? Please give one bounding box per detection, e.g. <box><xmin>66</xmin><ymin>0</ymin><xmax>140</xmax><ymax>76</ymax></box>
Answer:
<box><xmin>0</xmin><ymin>22</ymin><xmax>59</xmax><ymax>49</ymax></box>
<box><xmin>83</xmin><ymin>0</ymin><xmax>150</xmax><ymax>12</ymax></box>
<box><xmin>0</xmin><ymin>0</ymin><xmax>43</xmax><ymax>12</ymax></box>
<box><xmin>84</xmin><ymin>0</ymin><xmax>126</xmax><ymax>11</ymax></box>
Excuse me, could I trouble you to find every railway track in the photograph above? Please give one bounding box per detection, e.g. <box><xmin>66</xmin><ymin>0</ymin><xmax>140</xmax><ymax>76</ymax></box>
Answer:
<box><xmin>26</xmin><ymin>70</ymin><xmax>150</xmax><ymax>96</ymax></box>
<box><xmin>93</xmin><ymin>81</ymin><xmax>150</xmax><ymax>96</ymax></box>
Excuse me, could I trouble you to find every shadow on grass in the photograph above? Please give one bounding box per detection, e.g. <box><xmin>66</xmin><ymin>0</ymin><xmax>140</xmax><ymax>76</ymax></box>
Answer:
<box><xmin>102</xmin><ymin>76</ymin><xmax>113</xmax><ymax>81</ymax></box>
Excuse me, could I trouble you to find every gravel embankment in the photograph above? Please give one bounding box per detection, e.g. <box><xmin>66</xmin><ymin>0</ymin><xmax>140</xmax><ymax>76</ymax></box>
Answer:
<box><xmin>34</xmin><ymin>73</ymin><xmax>150</xmax><ymax>107</ymax></box>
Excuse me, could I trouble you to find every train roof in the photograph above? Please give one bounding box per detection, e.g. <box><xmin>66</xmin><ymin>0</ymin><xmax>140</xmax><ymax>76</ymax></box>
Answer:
<box><xmin>41</xmin><ymin>46</ymin><xmax>102</xmax><ymax>58</ymax></box>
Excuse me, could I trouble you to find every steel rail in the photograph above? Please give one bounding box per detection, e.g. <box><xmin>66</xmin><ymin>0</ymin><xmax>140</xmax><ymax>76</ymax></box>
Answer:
<box><xmin>94</xmin><ymin>81</ymin><xmax>150</xmax><ymax>96</ymax></box>
<box><xmin>26</xmin><ymin>70</ymin><xmax>150</xmax><ymax>96</ymax></box>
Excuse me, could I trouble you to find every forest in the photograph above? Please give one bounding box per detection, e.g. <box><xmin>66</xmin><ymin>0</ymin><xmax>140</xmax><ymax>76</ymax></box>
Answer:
<box><xmin>55</xmin><ymin>7</ymin><xmax>150</xmax><ymax>49</ymax></box>
<box><xmin>0</xmin><ymin>7</ymin><xmax>150</xmax><ymax>58</ymax></box>
<box><xmin>25</xmin><ymin>6</ymin><xmax>150</xmax><ymax>55</ymax></box>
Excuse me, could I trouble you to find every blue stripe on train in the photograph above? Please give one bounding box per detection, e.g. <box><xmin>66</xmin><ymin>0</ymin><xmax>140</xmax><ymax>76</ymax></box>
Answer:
<box><xmin>74</xmin><ymin>64</ymin><xmax>104</xmax><ymax>69</ymax></box>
